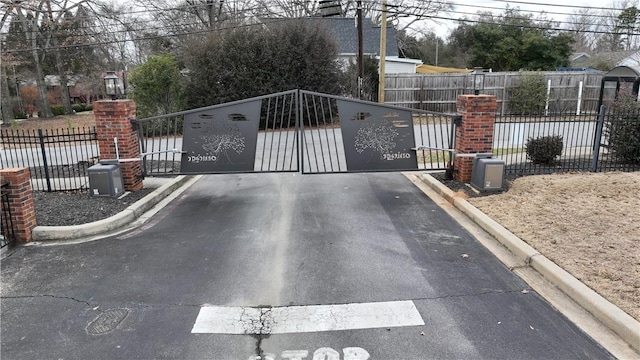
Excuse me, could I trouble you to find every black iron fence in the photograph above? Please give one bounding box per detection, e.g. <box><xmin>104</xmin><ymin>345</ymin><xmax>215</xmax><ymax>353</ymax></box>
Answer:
<box><xmin>0</xmin><ymin>127</ymin><xmax>99</xmax><ymax>191</ymax></box>
<box><xmin>1</xmin><ymin>182</ymin><xmax>16</xmax><ymax>249</ymax></box>
<box><xmin>134</xmin><ymin>90</ymin><xmax>458</xmax><ymax>176</ymax></box>
<box><xmin>493</xmin><ymin>107</ymin><xmax>640</xmax><ymax>175</ymax></box>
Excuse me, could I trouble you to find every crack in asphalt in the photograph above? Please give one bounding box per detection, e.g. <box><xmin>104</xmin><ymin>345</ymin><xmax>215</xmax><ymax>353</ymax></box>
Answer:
<box><xmin>1</xmin><ymin>294</ymin><xmax>206</xmax><ymax>310</ymax></box>
<box><xmin>253</xmin><ymin>307</ymin><xmax>273</xmax><ymax>360</ymax></box>
<box><xmin>412</xmin><ymin>288</ymin><xmax>531</xmax><ymax>301</ymax></box>
<box><xmin>1</xmin><ymin>294</ymin><xmax>96</xmax><ymax>309</ymax></box>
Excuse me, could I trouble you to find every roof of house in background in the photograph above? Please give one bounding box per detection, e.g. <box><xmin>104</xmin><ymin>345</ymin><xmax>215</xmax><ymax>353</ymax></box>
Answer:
<box><xmin>264</xmin><ymin>17</ymin><xmax>398</xmax><ymax>57</ymax></box>
<box><xmin>571</xmin><ymin>52</ymin><xmax>591</xmax><ymax>62</ymax></box>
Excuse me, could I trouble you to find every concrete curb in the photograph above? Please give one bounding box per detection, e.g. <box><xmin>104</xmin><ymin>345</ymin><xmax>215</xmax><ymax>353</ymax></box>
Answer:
<box><xmin>32</xmin><ymin>175</ymin><xmax>193</xmax><ymax>241</ymax></box>
<box><xmin>418</xmin><ymin>173</ymin><xmax>640</xmax><ymax>353</ymax></box>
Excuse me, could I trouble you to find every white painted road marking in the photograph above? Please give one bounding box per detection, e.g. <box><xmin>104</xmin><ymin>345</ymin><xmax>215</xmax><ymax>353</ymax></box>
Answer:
<box><xmin>192</xmin><ymin>300</ymin><xmax>424</xmax><ymax>334</ymax></box>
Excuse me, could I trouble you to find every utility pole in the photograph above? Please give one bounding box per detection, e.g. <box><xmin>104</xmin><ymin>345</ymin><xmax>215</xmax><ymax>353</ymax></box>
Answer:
<box><xmin>378</xmin><ymin>0</ymin><xmax>387</xmax><ymax>103</ymax></box>
<box><xmin>357</xmin><ymin>0</ymin><xmax>364</xmax><ymax>99</ymax></box>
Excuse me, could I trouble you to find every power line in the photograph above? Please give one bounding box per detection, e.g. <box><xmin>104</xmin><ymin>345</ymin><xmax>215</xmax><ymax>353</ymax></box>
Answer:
<box><xmin>444</xmin><ymin>0</ymin><xmax>621</xmax><ymax>19</ymax></box>
<box><xmin>487</xmin><ymin>0</ymin><xmax>625</xmax><ymax>11</ymax></box>
<box><xmin>2</xmin><ymin>17</ymin><xmax>294</xmax><ymax>54</ymax></box>
<box><xmin>3</xmin><ymin>1</ymin><xmax>638</xmax><ymax>54</ymax></box>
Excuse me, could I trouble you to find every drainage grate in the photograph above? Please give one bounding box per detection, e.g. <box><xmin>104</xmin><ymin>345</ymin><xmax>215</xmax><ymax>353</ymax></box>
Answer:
<box><xmin>86</xmin><ymin>308</ymin><xmax>129</xmax><ymax>335</ymax></box>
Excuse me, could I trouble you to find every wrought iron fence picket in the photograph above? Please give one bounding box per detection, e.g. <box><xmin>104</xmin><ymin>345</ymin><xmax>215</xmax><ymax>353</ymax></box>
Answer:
<box><xmin>1</xmin><ymin>127</ymin><xmax>99</xmax><ymax>192</ymax></box>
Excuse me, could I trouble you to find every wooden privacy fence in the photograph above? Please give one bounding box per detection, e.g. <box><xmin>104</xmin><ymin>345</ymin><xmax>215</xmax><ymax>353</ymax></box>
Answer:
<box><xmin>385</xmin><ymin>71</ymin><xmax>605</xmax><ymax>115</ymax></box>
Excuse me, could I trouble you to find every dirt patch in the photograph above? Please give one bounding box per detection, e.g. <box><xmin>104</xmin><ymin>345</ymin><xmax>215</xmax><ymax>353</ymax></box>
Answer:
<box><xmin>1</xmin><ymin>112</ymin><xmax>95</xmax><ymax>131</ymax></box>
<box><xmin>467</xmin><ymin>172</ymin><xmax>640</xmax><ymax>321</ymax></box>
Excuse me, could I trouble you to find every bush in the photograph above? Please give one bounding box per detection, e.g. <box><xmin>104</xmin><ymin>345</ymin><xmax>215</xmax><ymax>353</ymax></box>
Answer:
<box><xmin>508</xmin><ymin>72</ymin><xmax>548</xmax><ymax>115</ymax></box>
<box><xmin>13</xmin><ymin>111</ymin><xmax>27</xmax><ymax>119</ymax></box>
<box><xmin>184</xmin><ymin>20</ymin><xmax>343</xmax><ymax>109</ymax></box>
<box><xmin>51</xmin><ymin>105</ymin><xmax>65</xmax><ymax>116</ymax></box>
<box><xmin>72</xmin><ymin>104</ymin><xmax>88</xmax><ymax>113</ymax></box>
<box><xmin>526</xmin><ymin>135</ymin><xmax>563</xmax><ymax>164</ymax></box>
<box><xmin>129</xmin><ymin>54</ymin><xmax>185</xmax><ymax>119</ymax></box>
<box><xmin>607</xmin><ymin>118</ymin><xmax>640</xmax><ymax>164</ymax></box>
<box><xmin>605</xmin><ymin>86</ymin><xmax>640</xmax><ymax>164</ymax></box>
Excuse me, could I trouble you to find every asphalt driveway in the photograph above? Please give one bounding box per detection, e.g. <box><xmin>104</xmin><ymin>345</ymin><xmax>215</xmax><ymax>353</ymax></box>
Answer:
<box><xmin>0</xmin><ymin>173</ymin><xmax>612</xmax><ymax>359</ymax></box>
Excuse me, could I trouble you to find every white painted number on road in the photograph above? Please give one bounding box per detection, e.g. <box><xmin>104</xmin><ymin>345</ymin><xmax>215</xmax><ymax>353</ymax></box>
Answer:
<box><xmin>248</xmin><ymin>347</ymin><xmax>370</xmax><ymax>360</ymax></box>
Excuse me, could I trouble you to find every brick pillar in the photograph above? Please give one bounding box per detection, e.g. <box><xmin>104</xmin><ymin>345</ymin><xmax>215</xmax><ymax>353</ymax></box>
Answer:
<box><xmin>454</xmin><ymin>95</ymin><xmax>497</xmax><ymax>182</ymax></box>
<box><xmin>1</xmin><ymin>168</ymin><xmax>36</xmax><ymax>242</ymax></box>
<box><xmin>93</xmin><ymin>100</ymin><xmax>143</xmax><ymax>191</ymax></box>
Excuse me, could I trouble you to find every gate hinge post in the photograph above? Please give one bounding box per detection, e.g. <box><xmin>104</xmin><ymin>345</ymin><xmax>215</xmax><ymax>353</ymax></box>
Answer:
<box><xmin>129</xmin><ymin>118</ymin><xmax>139</xmax><ymax>131</ymax></box>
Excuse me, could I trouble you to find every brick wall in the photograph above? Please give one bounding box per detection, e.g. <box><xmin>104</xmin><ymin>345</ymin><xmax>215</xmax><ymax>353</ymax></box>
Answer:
<box><xmin>1</xmin><ymin>168</ymin><xmax>36</xmax><ymax>242</ymax></box>
<box><xmin>93</xmin><ymin>100</ymin><xmax>143</xmax><ymax>191</ymax></box>
<box><xmin>454</xmin><ymin>95</ymin><xmax>497</xmax><ymax>182</ymax></box>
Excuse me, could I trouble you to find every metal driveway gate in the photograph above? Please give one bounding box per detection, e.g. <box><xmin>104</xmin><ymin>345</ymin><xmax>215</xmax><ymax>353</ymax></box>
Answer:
<box><xmin>135</xmin><ymin>90</ymin><xmax>458</xmax><ymax>176</ymax></box>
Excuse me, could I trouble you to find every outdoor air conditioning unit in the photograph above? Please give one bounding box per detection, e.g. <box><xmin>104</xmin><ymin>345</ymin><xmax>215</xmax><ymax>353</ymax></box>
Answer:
<box><xmin>88</xmin><ymin>160</ymin><xmax>124</xmax><ymax>197</ymax></box>
<box><xmin>470</xmin><ymin>153</ymin><xmax>505</xmax><ymax>192</ymax></box>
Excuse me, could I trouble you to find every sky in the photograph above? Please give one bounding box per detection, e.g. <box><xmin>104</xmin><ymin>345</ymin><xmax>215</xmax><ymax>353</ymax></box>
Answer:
<box><xmin>426</xmin><ymin>0</ymin><xmax>621</xmax><ymax>38</ymax></box>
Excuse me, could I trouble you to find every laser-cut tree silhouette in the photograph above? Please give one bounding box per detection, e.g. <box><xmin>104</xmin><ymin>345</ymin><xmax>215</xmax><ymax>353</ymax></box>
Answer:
<box><xmin>200</xmin><ymin>121</ymin><xmax>246</xmax><ymax>162</ymax></box>
<box><xmin>354</xmin><ymin>120</ymin><xmax>399</xmax><ymax>159</ymax></box>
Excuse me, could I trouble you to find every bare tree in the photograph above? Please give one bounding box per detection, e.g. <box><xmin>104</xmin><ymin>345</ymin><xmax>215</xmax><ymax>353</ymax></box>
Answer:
<box><xmin>342</xmin><ymin>0</ymin><xmax>453</xmax><ymax>33</ymax></box>
<box><xmin>595</xmin><ymin>0</ymin><xmax>639</xmax><ymax>52</ymax></box>
<box><xmin>253</xmin><ymin>0</ymin><xmax>321</xmax><ymax>18</ymax></box>
<box><xmin>6</xmin><ymin>1</ymin><xmax>53</xmax><ymax>117</ymax></box>
<box><xmin>1</xmin><ymin>3</ymin><xmax>17</xmax><ymax>121</ymax></box>
<box><xmin>567</xmin><ymin>8</ymin><xmax>602</xmax><ymax>53</ymax></box>
<box><xmin>2</xmin><ymin>0</ymin><xmax>101</xmax><ymax>118</ymax></box>
<box><xmin>252</xmin><ymin>0</ymin><xmax>453</xmax><ymax>34</ymax></box>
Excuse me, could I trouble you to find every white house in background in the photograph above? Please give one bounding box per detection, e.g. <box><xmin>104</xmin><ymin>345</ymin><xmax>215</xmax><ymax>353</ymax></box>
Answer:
<box><xmin>617</xmin><ymin>50</ymin><xmax>640</xmax><ymax>67</ymax></box>
<box><xmin>379</xmin><ymin>56</ymin><xmax>423</xmax><ymax>74</ymax></box>
<box><xmin>272</xmin><ymin>17</ymin><xmax>422</xmax><ymax>74</ymax></box>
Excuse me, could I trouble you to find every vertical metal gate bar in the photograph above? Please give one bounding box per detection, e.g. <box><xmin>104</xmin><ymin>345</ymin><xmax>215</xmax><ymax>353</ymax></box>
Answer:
<box><xmin>137</xmin><ymin>121</ymin><xmax>148</xmax><ymax>177</ymax></box>
<box><xmin>150</xmin><ymin>119</ymin><xmax>158</xmax><ymax>174</ymax></box>
<box><xmin>448</xmin><ymin>118</ymin><xmax>457</xmax><ymax>169</ymax></box>
<box><xmin>60</xmin><ymin>129</ymin><xmax>70</xmax><ymax>190</ymax></box>
<box><xmin>298</xmin><ymin>90</ymin><xmax>306</xmax><ymax>173</ymax></box>
<box><xmin>55</xmin><ymin>129</ymin><xmax>66</xmax><ymax>190</ymax></box>
<box><xmin>422</xmin><ymin>115</ymin><xmax>432</xmax><ymax>168</ymax></box>
<box><xmin>267</xmin><ymin>96</ymin><xmax>279</xmax><ymax>171</ymax></box>
<box><xmin>524</xmin><ymin>116</ymin><xmax>534</xmax><ymax>174</ymax></box>
<box><xmin>172</xmin><ymin>116</ymin><xmax>180</xmax><ymax>173</ymax></box>
<box><xmin>565</xmin><ymin>118</ymin><xmax>575</xmax><ymax>171</ymax></box>
<box><xmin>311</xmin><ymin>94</ymin><xmax>328</xmax><ymax>172</ymax></box>
<box><xmin>275</xmin><ymin>95</ymin><xmax>285</xmax><ymax>170</ymax></box>
<box><xmin>318</xmin><ymin>96</ymin><xmax>334</xmax><ymax>172</ymax></box>
<box><xmin>38</xmin><ymin>129</ymin><xmax>52</xmax><ymax>192</ymax></box>
<box><xmin>591</xmin><ymin>105</ymin><xmax>605</xmax><ymax>172</ymax></box>
<box><xmin>275</xmin><ymin>94</ymin><xmax>289</xmax><ymax>170</ymax></box>
<box><xmin>260</xmin><ymin>98</ymin><xmax>272</xmax><ymax>171</ymax></box>
<box><xmin>26</xmin><ymin>130</ymin><xmax>40</xmax><ymax>185</ymax></box>
<box><xmin>415</xmin><ymin>114</ymin><xmax>425</xmax><ymax>169</ymax></box>
<box><xmin>161</xmin><ymin>118</ymin><xmax>167</xmax><ymax>173</ymax></box>
<box><xmin>437</xmin><ymin>115</ymin><xmax>448</xmax><ymax>168</ymax></box>
<box><xmin>302</xmin><ymin>93</ymin><xmax>319</xmax><ymax>173</ymax></box>
<box><xmin>326</xmin><ymin>97</ymin><xmax>342</xmax><ymax>171</ymax></box>
<box><xmin>283</xmin><ymin>93</ymin><xmax>294</xmax><ymax>171</ymax></box>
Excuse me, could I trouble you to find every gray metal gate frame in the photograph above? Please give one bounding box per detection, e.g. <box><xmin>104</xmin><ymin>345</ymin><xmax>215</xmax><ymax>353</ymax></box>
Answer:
<box><xmin>134</xmin><ymin>90</ymin><xmax>458</xmax><ymax>176</ymax></box>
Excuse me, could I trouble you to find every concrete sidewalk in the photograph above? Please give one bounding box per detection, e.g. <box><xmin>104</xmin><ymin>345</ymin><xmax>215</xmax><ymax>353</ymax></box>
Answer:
<box><xmin>411</xmin><ymin>173</ymin><xmax>640</xmax><ymax>357</ymax></box>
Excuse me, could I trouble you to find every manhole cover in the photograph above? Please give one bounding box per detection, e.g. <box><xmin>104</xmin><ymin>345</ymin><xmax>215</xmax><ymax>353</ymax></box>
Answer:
<box><xmin>86</xmin><ymin>308</ymin><xmax>129</xmax><ymax>335</ymax></box>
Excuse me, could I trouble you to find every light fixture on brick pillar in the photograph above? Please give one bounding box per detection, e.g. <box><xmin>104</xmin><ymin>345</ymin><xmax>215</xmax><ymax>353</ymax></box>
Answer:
<box><xmin>104</xmin><ymin>71</ymin><xmax>118</xmax><ymax>100</ymax></box>
<box><xmin>473</xmin><ymin>67</ymin><xmax>485</xmax><ymax>95</ymax></box>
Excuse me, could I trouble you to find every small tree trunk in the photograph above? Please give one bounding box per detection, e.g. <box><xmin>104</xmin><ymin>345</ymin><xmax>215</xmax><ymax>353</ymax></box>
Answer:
<box><xmin>53</xmin><ymin>40</ymin><xmax>73</xmax><ymax>114</ymax></box>
<box><xmin>26</xmin><ymin>16</ymin><xmax>52</xmax><ymax>118</ymax></box>
<box><xmin>1</xmin><ymin>64</ymin><xmax>15</xmax><ymax>122</ymax></box>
